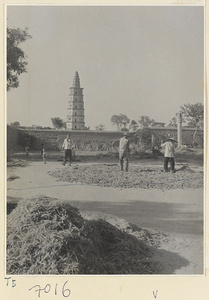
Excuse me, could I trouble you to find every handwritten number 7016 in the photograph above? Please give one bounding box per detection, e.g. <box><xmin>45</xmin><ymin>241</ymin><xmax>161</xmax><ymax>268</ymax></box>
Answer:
<box><xmin>29</xmin><ymin>281</ymin><xmax>71</xmax><ymax>298</ymax></box>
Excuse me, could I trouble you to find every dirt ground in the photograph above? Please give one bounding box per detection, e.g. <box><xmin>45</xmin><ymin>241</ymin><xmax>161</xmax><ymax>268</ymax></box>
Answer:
<box><xmin>7</xmin><ymin>155</ymin><xmax>204</xmax><ymax>275</ymax></box>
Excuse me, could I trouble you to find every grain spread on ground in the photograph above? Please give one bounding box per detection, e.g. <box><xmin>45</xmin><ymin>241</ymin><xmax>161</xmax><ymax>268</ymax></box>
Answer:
<box><xmin>49</xmin><ymin>164</ymin><xmax>203</xmax><ymax>189</ymax></box>
<box><xmin>7</xmin><ymin>196</ymin><xmax>164</xmax><ymax>275</ymax></box>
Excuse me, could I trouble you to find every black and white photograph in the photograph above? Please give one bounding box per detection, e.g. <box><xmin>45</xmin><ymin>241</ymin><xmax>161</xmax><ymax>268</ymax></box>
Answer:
<box><xmin>6</xmin><ymin>5</ymin><xmax>204</xmax><ymax>276</ymax></box>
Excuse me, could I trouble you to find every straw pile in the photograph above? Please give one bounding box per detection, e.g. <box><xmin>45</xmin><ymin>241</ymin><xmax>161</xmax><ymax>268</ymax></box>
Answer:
<box><xmin>50</xmin><ymin>164</ymin><xmax>203</xmax><ymax>189</ymax></box>
<box><xmin>81</xmin><ymin>211</ymin><xmax>167</xmax><ymax>248</ymax></box>
<box><xmin>7</xmin><ymin>196</ymin><xmax>160</xmax><ymax>275</ymax></box>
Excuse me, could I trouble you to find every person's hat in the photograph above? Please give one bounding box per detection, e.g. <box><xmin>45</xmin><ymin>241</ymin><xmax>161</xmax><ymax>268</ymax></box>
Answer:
<box><xmin>168</xmin><ymin>137</ymin><xmax>176</xmax><ymax>142</ymax></box>
<box><xmin>124</xmin><ymin>132</ymin><xmax>129</xmax><ymax>137</ymax></box>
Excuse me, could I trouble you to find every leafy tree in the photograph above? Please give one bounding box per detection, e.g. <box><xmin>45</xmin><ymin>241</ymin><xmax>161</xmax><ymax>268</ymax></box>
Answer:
<box><xmin>129</xmin><ymin>120</ymin><xmax>138</xmax><ymax>131</ymax></box>
<box><xmin>167</xmin><ymin>117</ymin><xmax>177</xmax><ymax>127</ymax></box>
<box><xmin>120</xmin><ymin>114</ymin><xmax>130</xmax><ymax>130</ymax></box>
<box><xmin>111</xmin><ymin>115</ymin><xmax>121</xmax><ymax>131</ymax></box>
<box><xmin>180</xmin><ymin>103</ymin><xmax>204</xmax><ymax>145</ymax></box>
<box><xmin>138</xmin><ymin>115</ymin><xmax>155</xmax><ymax>128</ymax></box>
<box><xmin>7</xmin><ymin>27</ymin><xmax>32</xmax><ymax>91</ymax></box>
<box><xmin>51</xmin><ymin>118</ymin><xmax>66</xmax><ymax>129</ymax></box>
<box><xmin>180</xmin><ymin>103</ymin><xmax>203</xmax><ymax>128</ymax></box>
<box><xmin>10</xmin><ymin>121</ymin><xmax>20</xmax><ymax>127</ymax></box>
<box><xmin>111</xmin><ymin>114</ymin><xmax>130</xmax><ymax>131</ymax></box>
<box><xmin>95</xmin><ymin>124</ymin><xmax>105</xmax><ymax>131</ymax></box>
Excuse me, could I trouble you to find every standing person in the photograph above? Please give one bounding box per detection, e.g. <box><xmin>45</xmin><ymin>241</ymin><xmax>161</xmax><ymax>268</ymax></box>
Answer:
<box><xmin>41</xmin><ymin>143</ymin><xmax>44</xmax><ymax>157</ymax></box>
<box><xmin>42</xmin><ymin>146</ymin><xmax>47</xmax><ymax>164</ymax></box>
<box><xmin>119</xmin><ymin>132</ymin><xmax>130</xmax><ymax>172</ymax></box>
<box><xmin>25</xmin><ymin>137</ymin><xmax>30</xmax><ymax>156</ymax></box>
<box><xmin>62</xmin><ymin>134</ymin><xmax>74</xmax><ymax>166</ymax></box>
<box><xmin>161</xmin><ymin>137</ymin><xmax>176</xmax><ymax>173</ymax></box>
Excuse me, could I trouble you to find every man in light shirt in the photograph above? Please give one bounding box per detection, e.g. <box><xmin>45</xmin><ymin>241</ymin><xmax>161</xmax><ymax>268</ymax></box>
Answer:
<box><xmin>161</xmin><ymin>137</ymin><xmax>176</xmax><ymax>173</ymax></box>
<box><xmin>62</xmin><ymin>134</ymin><xmax>74</xmax><ymax>166</ymax></box>
<box><xmin>119</xmin><ymin>132</ymin><xmax>130</xmax><ymax>172</ymax></box>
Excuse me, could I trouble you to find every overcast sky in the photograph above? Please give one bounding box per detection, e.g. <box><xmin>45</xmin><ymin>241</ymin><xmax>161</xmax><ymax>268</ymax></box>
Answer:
<box><xmin>7</xmin><ymin>5</ymin><xmax>204</xmax><ymax>130</ymax></box>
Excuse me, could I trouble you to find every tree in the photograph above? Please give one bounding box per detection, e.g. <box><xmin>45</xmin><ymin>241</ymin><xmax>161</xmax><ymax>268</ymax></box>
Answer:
<box><xmin>138</xmin><ymin>115</ymin><xmax>155</xmax><ymax>128</ymax></box>
<box><xmin>7</xmin><ymin>27</ymin><xmax>32</xmax><ymax>91</ymax></box>
<box><xmin>95</xmin><ymin>124</ymin><xmax>105</xmax><ymax>131</ymax></box>
<box><xmin>51</xmin><ymin>118</ymin><xmax>66</xmax><ymax>129</ymax></box>
<box><xmin>180</xmin><ymin>103</ymin><xmax>204</xmax><ymax>128</ymax></box>
<box><xmin>180</xmin><ymin>103</ymin><xmax>204</xmax><ymax>145</ymax></box>
<box><xmin>111</xmin><ymin>114</ymin><xmax>130</xmax><ymax>131</ymax></box>
<box><xmin>167</xmin><ymin>117</ymin><xmax>177</xmax><ymax>127</ymax></box>
<box><xmin>129</xmin><ymin>120</ymin><xmax>138</xmax><ymax>131</ymax></box>
<box><xmin>120</xmin><ymin>114</ymin><xmax>130</xmax><ymax>130</ymax></box>
<box><xmin>111</xmin><ymin>115</ymin><xmax>121</xmax><ymax>131</ymax></box>
<box><xmin>10</xmin><ymin>121</ymin><xmax>20</xmax><ymax>127</ymax></box>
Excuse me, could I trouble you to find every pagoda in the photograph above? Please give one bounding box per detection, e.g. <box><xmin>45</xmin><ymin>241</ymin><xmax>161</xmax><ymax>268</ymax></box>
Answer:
<box><xmin>66</xmin><ymin>72</ymin><xmax>85</xmax><ymax>130</ymax></box>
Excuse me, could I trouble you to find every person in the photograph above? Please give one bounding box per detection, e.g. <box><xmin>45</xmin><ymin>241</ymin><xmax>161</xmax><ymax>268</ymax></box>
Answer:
<box><xmin>62</xmin><ymin>134</ymin><xmax>74</xmax><ymax>166</ymax></box>
<box><xmin>161</xmin><ymin>137</ymin><xmax>176</xmax><ymax>173</ymax></box>
<box><xmin>41</xmin><ymin>143</ymin><xmax>44</xmax><ymax>157</ymax></box>
<box><xmin>42</xmin><ymin>147</ymin><xmax>47</xmax><ymax>164</ymax></box>
<box><xmin>119</xmin><ymin>132</ymin><xmax>130</xmax><ymax>172</ymax></box>
<box><xmin>25</xmin><ymin>137</ymin><xmax>30</xmax><ymax>156</ymax></box>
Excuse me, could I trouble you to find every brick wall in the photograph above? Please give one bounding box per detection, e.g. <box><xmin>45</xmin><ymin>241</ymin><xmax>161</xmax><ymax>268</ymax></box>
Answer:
<box><xmin>147</xmin><ymin>127</ymin><xmax>204</xmax><ymax>148</ymax></box>
<box><xmin>7</xmin><ymin>127</ymin><xmax>204</xmax><ymax>152</ymax></box>
<box><xmin>7</xmin><ymin>125</ymin><xmax>23</xmax><ymax>155</ymax></box>
<box><xmin>15</xmin><ymin>129</ymin><xmax>124</xmax><ymax>151</ymax></box>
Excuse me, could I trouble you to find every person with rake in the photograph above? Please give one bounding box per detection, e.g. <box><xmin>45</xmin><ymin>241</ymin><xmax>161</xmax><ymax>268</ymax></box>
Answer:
<box><xmin>161</xmin><ymin>137</ymin><xmax>177</xmax><ymax>173</ymax></box>
<box><xmin>62</xmin><ymin>134</ymin><xmax>74</xmax><ymax>166</ymax></box>
<box><xmin>119</xmin><ymin>132</ymin><xmax>130</xmax><ymax>172</ymax></box>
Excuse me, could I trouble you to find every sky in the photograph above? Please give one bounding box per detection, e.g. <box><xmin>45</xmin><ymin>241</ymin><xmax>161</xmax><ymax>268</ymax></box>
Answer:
<box><xmin>7</xmin><ymin>5</ymin><xmax>204</xmax><ymax>130</ymax></box>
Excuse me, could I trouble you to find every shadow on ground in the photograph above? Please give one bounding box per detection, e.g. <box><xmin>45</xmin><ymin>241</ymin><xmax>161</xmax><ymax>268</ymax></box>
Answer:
<box><xmin>7</xmin><ymin>196</ymin><xmax>203</xmax><ymax>235</ymax></box>
<box><xmin>7</xmin><ymin>196</ymin><xmax>22</xmax><ymax>214</ymax></box>
<box><xmin>69</xmin><ymin>200</ymin><xmax>203</xmax><ymax>235</ymax></box>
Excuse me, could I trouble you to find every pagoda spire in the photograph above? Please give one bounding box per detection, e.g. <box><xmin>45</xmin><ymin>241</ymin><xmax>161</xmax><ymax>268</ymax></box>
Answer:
<box><xmin>66</xmin><ymin>72</ymin><xmax>85</xmax><ymax>130</ymax></box>
<box><xmin>72</xmin><ymin>71</ymin><xmax>80</xmax><ymax>87</ymax></box>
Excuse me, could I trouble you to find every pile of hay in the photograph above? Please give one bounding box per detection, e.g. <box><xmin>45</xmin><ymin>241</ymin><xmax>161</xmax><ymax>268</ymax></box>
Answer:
<box><xmin>50</xmin><ymin>164</ymin><xmax>203</xmax><ymax>189</ymax></box>
<box><xmin>7</xmin><ymin>196</ymin><xmax>160</xmax><ymax>275</ymax></box>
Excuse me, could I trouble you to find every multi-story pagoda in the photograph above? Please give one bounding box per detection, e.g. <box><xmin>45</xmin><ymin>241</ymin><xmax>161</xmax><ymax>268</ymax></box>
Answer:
<box><xmin>66</xmin><ymin>72</ymin><xmax>85</xmax><ymax>130</ymax></box>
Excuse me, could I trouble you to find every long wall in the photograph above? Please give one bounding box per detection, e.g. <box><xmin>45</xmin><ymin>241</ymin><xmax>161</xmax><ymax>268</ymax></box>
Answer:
<box><xmin>147</xmin><ymin>127</ymin><xmax>203</xmax><ymax>148</ymax></box>
<box><xmin>11</xmin><ymin>129</ymin><xmax>124</xmax><ymax>152</ymax></box>
<box><xmin>7</xmin><ymin>127</ymin><xmax>204</xmax><ymax>153</ymax></box>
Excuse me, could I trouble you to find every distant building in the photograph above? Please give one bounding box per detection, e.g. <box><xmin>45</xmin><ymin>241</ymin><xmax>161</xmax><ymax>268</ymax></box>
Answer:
<box><xmin>151</xmin><ymin>122</ymin><xmax>165</xmax><ymax>127</ymax></box>
<box><xmin>66</xmin><ymin>72</ymin><xmax>85</xmax><ymax>130</ymax></box>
